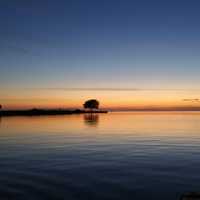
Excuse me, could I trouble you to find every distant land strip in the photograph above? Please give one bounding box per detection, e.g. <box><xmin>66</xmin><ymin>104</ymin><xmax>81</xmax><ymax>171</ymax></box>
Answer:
<box><xmin>0</xmin><ymin>109</ymin><xmax>108</xmax><ymax>117</ymax></box>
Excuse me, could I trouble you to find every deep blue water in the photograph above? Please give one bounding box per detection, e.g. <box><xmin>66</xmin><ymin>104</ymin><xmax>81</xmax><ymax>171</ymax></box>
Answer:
<box><xmin>0</xmin><ymin>112</ymin><xmax>200</xmax><ymax>200</ymax></box>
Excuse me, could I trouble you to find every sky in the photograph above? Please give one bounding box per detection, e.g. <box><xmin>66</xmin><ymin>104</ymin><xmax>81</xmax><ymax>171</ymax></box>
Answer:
<box><xmin>1</xmin><ymin>0</ymin><xmax>200</xmax><ymax>110</ymax></box>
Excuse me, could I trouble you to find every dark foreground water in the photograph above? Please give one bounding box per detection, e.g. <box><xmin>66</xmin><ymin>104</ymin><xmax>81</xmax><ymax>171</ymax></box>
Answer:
<box><xmin>0</xmin><ymin>112</ymin><xmax>200</xmax><ymax>200</ymax></box>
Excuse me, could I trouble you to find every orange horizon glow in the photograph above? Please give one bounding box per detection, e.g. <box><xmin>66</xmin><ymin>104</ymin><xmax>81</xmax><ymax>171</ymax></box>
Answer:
<box><xmin>1</xmin><ymin>87</ymin><xmax>200</xmax><ymax>110</ymax></box>
<box><xmin>2</xmin><ymin>98</ymin><xmax>200</xmax><ymax>111</ymax></box>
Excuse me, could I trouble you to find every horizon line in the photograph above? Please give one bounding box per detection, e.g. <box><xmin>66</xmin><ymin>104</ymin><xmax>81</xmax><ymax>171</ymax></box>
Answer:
<box><xmin>3</xmin><ymin>106</ymin><xmax>200</xmax><ymax>112</ymax></box>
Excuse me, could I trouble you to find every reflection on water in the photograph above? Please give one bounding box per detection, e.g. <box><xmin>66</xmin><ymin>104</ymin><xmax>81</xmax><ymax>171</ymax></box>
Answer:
<box><xmin>1</xmin><ymin>112</ymin><xmax>200</xmax><ymax>200</ymax></box>
<box><xmin>84</xmin><ymin>114</ymin><xmax>99</xmax><ymax>127</ymax></box>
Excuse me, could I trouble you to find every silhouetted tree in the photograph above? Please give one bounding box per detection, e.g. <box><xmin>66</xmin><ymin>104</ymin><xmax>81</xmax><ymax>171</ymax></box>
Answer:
<box><xmin>83</xmin><ymin>99</ymin><xmax>99</xmax><ymax>111</ymax></box>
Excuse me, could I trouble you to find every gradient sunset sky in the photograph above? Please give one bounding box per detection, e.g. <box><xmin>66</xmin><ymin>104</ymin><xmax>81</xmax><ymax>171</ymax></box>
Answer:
<box><xmin>1</xmin><ymin>0</ymin><xmax>200</xmax><ymax>110</ymax></box>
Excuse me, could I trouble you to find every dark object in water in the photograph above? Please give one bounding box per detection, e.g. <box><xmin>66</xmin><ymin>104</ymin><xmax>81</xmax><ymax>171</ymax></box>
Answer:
<box><xmin>180</xmin><ymin>192</ymin><xmax>200</xmax><ymax>200</ymax></box>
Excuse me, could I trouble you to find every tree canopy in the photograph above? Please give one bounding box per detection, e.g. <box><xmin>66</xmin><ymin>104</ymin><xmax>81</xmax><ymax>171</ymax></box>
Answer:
<box><xmin>83</xmin><ymin>99</ymin><xmax>99</xmax><ymax>110</ymax></box>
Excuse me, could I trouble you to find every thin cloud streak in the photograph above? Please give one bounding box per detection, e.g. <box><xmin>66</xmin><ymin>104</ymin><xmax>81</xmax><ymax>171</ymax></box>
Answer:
<box><xmin>31</xmin><ymin>87</ymin><xmax>200</xmax><ymax>92</ymax></box>
<box><xmin>183</xmin><ymin>98</ymin><xmax>200</xmax><ymax>103</ymax></box>
<box><xmin>2</xmin><ymin>42</ymin><xmax>29</xmax><ymax>54</ymax></box>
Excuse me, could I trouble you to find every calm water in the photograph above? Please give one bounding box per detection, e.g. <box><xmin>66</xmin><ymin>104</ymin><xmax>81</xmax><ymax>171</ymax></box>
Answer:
<box><xmin>0</xmin><ymin>112</ymin><xmax>200</xmax><ymax>200</ymax></box>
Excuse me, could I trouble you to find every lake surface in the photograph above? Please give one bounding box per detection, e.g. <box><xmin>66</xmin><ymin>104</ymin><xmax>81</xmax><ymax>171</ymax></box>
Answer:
<box><xmin>0</xmin><ymin>112</ymin><xmax>200</xmax><ymax>200</ymax></box>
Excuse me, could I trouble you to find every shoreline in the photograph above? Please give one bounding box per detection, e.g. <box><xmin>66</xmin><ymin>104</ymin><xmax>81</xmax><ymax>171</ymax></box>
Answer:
<box><xmin>0</xmin><ymin>109</ymin><xmax>108</xmax><ymax>117</ymax></box>
<box><xmin>1</xmin><ymin>109</ymin><xmax>200</xmax><ymax>117</ymax></box>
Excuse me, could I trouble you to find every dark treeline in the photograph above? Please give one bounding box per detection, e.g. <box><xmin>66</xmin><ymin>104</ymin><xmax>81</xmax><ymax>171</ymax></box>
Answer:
<box><xmin>0</xmin><ymin>99</ymin><xmax>108</xmax><ymax>117</ymax></box>
<box><xmin>0</xmin><ymin>108</ymin><xmax>108</xmax><ymax>117</ymax></box>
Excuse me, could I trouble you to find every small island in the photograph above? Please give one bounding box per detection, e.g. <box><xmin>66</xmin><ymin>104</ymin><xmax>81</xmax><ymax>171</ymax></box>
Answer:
<box><xmin>0</xmin><ymin>99</ymin><xmax>108</xmax><ymax>117</ymax></box>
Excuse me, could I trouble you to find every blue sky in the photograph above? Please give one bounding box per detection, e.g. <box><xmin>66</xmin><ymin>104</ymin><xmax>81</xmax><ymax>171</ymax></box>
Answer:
<box><xmin>1</xmin><ymin>0</ymin><xmax>200</xmax><ymax>108</ymax></box>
